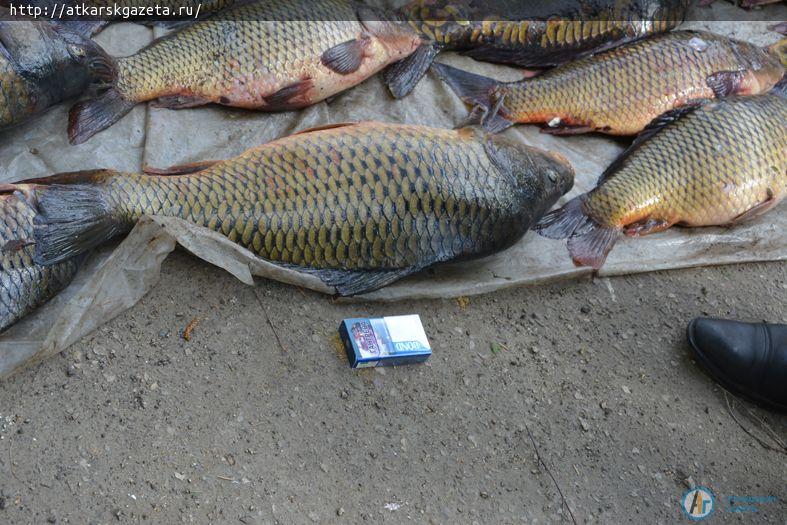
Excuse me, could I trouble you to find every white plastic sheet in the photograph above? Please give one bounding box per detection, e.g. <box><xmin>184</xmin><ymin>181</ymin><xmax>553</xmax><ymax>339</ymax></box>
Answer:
<box><xmin>0</xmin><ymin>3</ymin><xmax>785</xmax><ymax>378</ymax></box>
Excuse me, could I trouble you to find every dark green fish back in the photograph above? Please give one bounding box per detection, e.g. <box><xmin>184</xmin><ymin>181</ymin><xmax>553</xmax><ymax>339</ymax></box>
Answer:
<box><xmin>101</xmin><ymin>124</ymin><xmax>549</xmax><ymax>272</ymax></box>
<box><xmin>400</xmin><ymin>0</ymin><xmax>687</xmax><ymax>66</ymax></box>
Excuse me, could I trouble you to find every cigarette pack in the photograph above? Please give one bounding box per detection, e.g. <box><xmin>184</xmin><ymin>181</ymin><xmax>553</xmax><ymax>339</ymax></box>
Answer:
<box><xmin>339</xmin><ymin>315</ymin><xmax>431</xmax><ymax>368</ymax></box>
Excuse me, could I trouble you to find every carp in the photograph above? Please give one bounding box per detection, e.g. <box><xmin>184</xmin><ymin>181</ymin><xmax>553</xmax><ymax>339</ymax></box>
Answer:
<box><xmin>433</xmin><ymin>31</ymin><xmax>783</xmax><ymax>135</ymax></box>
<box><xmin>32</xmin><ymin>122</ymin><xmax>574</xmax><ymax>295</ymax></box>
<box><xmin>535</xmin><ymin>95</ymin><xmax>787</xmax><ymax>268</ymax></box>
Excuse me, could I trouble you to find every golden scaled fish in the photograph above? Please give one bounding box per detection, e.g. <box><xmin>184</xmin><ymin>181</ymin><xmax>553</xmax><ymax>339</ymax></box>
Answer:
<box><xmin>432</xmin><ymin>31</ymin><xmax>784</xmax><ymax>135</ymax></box>
<box><xmin>0</xmin><ymin>185</ymin><xmax>81</xmax><ymax>332</ymax></box>
<box><xmin>534</xmin><ymin>94</ymin><xmax>787</xmax><ymax>269</ymax></box>
<box><xmin>31</xmin><ymin>122</ymin><xmax>574</xmax><ymax>296</ymax></box>
<box><xmin>0</xmin><ymin>14</ymin><xmax>108</xmax><ymax>130</ymax></box>
<box><xmin>385</xmin><ymin>0</ymin><xmax>689</xmax><ymax>98</ymax></box>
<box><xmin>67</xmin><ymin>0</ymin><xmax>422</xmax><ymax>144</ymax></box>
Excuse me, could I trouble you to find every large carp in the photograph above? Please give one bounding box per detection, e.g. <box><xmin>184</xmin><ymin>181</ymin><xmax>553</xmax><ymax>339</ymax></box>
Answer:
<box><xmin>32</xmin><ymin>122</ymin><xmax>574</xmax><ymax>295</ymax></box>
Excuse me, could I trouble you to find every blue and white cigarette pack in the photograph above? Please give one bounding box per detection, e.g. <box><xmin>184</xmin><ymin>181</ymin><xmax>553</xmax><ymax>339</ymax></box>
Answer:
<box><xmin>339</xmin><ymin>315</ymin><xmax>432</xmax><ymax>368</ymax></box>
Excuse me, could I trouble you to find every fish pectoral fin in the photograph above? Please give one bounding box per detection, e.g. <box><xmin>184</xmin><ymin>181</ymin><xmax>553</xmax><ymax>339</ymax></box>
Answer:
<box><xmin>321</xmin><ymin>36</ymin><xmax>370</xmax><ymax>75</ymax></box>
<box><xmin>383</xmin><ymin>41</ymin><xmax>441</xmax><ymax>99</ymax></box>
<box><xmin>540</xmin><ymin>124</ymin><xmax>594</xmax><ymax>136</ymax></box>
<box><xmin>143</xmin><ymin>160</ymin><xmax>221</xmax><ymax>176</ymax></box>
<box><xmin>152</xmin><ymin>95</ymin><xmax>212</xmax><ymax>110</ymax></box>
<box><xmin>706</xmin><ymin>69</ymin><xmax>747</xmax><ymax>97</ymax></box>
<box><xmin>727</xmin><ymin>189</ymin><xmax>777</xmax><ymax>224</ymax></box>
<box><xmin>303</xmin><ymin>266</ymin><xmax>422</xmax><ymax>297</ymax></box>
<box><xmin>263</xmin><ymin>78</ymin><xmax>315</xmax><ymax>111</ymax></box>
<box><xmin>624</xmin><ymin>218</ymin><xmax>672</xmax><ymax>237</ymax></box>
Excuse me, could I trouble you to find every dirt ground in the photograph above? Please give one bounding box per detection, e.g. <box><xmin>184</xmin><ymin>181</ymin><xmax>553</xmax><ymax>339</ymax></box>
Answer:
<box><xmin>0</xmin><ymin>252</ymin><xmax>784</xmax><ymax>524</ymax></box>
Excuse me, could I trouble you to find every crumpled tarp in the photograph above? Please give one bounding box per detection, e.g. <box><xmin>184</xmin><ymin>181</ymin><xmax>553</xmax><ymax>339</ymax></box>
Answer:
<box><xmin>0</xmin><ymin>2</ymin><xmax>785</xmax><ymax>378</ymax></box>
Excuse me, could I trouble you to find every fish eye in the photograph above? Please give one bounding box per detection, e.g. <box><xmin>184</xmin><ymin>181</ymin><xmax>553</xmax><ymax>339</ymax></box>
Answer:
<box><xmin>69</xmin><ymin>45</ymin><xmax>86</xmax><ymax>58</ymax></box>
<box><xmin>547</xmin><ymin>170</ymin><xmax>558</xmax><ymax>183</ymax></box>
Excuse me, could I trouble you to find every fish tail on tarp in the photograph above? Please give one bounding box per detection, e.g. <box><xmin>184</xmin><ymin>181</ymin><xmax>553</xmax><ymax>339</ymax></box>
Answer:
<box><xmin>533</xmin><ymin>197</ymin><xmax>621</xmax><ymax>270</ymax></box>
<box><xmin>430</xmin><ymin>62</ymin><xmax>513</xmax><ymax>133</ymax></box>
<box><xmin>31</xmin><ymin>172</ymin><xmax>125</xmax><ymax>266</ymax></box>
<box><xmin>67</xmin><ymin>47</ymin><xmax>135</xmax><ymax>145</ymax></box>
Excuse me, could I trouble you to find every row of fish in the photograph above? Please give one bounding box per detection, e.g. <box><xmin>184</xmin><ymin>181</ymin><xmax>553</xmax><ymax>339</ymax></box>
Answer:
<box><xmin>1</xmin><ymin>0</ymin><xmax>693</xmax><ymax>140</ymax></box>
<box><xmin>0</xmin><ymin>0</ymin><xmax>785</xmax><ymax>336</ymax></box>
<box><xmin>2</xmin><ymin>122</ymin><xmax>574</xmax><ymax>332</ymax></box>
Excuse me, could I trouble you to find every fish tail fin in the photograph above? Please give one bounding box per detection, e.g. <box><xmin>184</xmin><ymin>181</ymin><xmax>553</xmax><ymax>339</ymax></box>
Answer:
<box><xmin>64</xmin><ymin>41</ymin><xmax>135</xmax><ymax>145</ymax></box>
<box><xmin>431</xmin><ymin>62</ymin><xmax>513</xmax><ymax>133</ymax></box>
<box><xmin>533</xmin><ymin>198</ymin><xmax>588</xmax><ymax>239</ymax></box>
<box><xmin>534</xmin><ymin>197</ymin><xmax>621</xmax><ymax>269</ymax></box>
<box><xmin>68</xmin><ymin>88</ymin><xmax>135</xmax><ymax>145</ymax></box>
<box><xmin>383</xmin><ymin>41</ymin><xmax>440</xmax><ymax>99</ymax></box>
<box><xmin>33</xmin><ymin>177</ymin><xmax>126</xmax><ymax>266</ymax></box>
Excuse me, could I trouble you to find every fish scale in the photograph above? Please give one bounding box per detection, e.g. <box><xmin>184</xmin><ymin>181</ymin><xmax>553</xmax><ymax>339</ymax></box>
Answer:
<box><xmin>384</xmin><ymin>0</ymin><xmax>688</xmax><ymax>98</ymax></box>
<box><xmin>535</xmin><ymin>94</ymin><xmax>787</xmax><ymax>269</ymax></box>
<box><xmin>0</xmin><ymin>189</ymin><xmax>79</xmax><ymax>332</ymax></box>
<box><xmin>33</xmin><ymin>122</ymin><xmax>573</xmax><ymax>295</ymax></box>
<box><xmin>500</xmin><ymin>31</ymin><xmax>782</xmax><ymax>134</ymax></box>
<box><xmin>113</xmin><ymin>1</ymin><xmax>386</xmax><ymax>100</ymax></box>
<box><xmin>68</xmin><ymin>0</ymin><xmax>421</xmax><ymax>143</ymax></box>
<box><xmin>594</xmin><ymin>95</ymin><xmax>786</xmax><ymax>227</ymax></box>
<box><xmin>0</xmin><ymin>54</ymin><xmax>30</xmax><ymax>128</ymax></box>
<box><xmin>434</xmin><ymin>30</ymin><xmax>783</xmax><ymax>136</ymax></box>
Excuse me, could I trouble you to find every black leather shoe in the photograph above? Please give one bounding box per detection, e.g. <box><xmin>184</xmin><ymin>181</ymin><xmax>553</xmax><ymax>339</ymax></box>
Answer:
<box><xmin>687</xmin><ymin>317</ymin><xmax>787</xmax><ymax>413</ymax></box>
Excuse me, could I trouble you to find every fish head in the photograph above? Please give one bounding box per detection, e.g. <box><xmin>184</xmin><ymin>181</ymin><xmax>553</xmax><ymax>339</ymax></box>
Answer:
<box><xmin>1</xmin><ymin>21</ymin><xmax>99</xmax><ymax>107</ymax></box>
<box><xmin>357</xmin><ymin>6</ymin><xmax>423</xmax><ymax>58</ymax></box>
<box><xmin>730</xmin><ymin>39</ymin><xmax>786</xmax><ymax>94</ymax></box>
<box><xmin>485</xmin><ymin>132</ymin><xmax>575</xmax><ymax>201</ymax></box>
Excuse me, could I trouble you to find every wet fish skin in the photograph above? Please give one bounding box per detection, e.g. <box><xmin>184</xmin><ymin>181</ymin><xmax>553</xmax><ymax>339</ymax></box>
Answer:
<box><xmin>434</xmin><ymin>30</ymin><xmax>784</xmax><ymax>136</ymax></box>
<box><xmin>402</xmin><ymin>0</ymin><xmax>686</xmax><ymax>63</ymax></box>
<box><xmin>0</xmin><ymin>186</ymin><xmax>80</xmax><ymax>332</ymax></box>
<box><xmin>32</xmin><ymin>122</ymin><xmax>574</xmax><ymax>295</ymax></box>
<box><xmin>535</xmin><ymin>94</ymin><xmax>787</xmax><ymax>269</ymax></box>
<box><xmin>386</xmin><ymin>0</ymin><xmax>688</xmax><ymax>98</ymax></box>
<box><xmin>0</xmin><ymin>16</ymin><xmax>106</xmax><ymax>130</ymax></box>
<box><xmin>68</xmin><ymin>0</ymin><xmax>422</xmax><ymax>144</ymax></box>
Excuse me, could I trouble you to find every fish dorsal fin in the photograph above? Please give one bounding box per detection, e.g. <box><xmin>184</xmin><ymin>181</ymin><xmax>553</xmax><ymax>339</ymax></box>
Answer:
<box><xmin>143</xmin><ymin>160</ymin><xmax>220</xmax><ymax>176</ymax></box>
<box><xmin>21</xmin><ymin>169</ymin><xmax>109</xmax><ymax>186</ymax></box>
<box><xmin>597</xmin><ymin>102</ymin><xmax>704</xmax><ymax>185</ymax></box>
<box><xmin>291</xmin><ymin>122</ymin><xmax>360</xmax><ymax>136</ymax></box>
